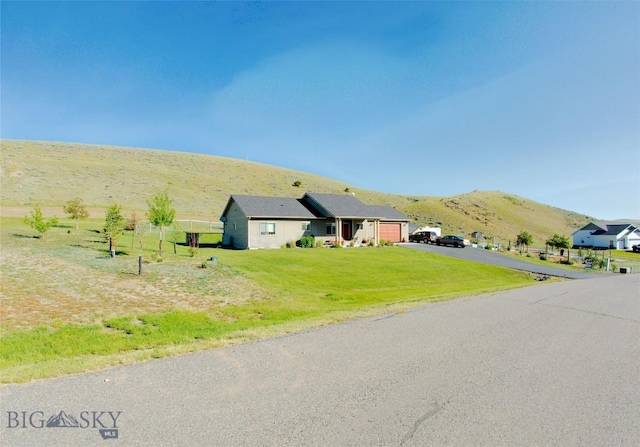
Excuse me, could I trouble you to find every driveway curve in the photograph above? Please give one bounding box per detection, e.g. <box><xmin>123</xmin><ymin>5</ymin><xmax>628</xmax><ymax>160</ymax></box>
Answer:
<box><xmin>399</xmin><ymin>242</ymin><xmax>595</xmax><ymax>279</ymax></box>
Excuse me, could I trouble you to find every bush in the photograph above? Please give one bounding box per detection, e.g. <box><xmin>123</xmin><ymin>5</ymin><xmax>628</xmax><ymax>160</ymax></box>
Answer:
<box><xmin>484</xmin><ymin>244</ymin><xmax>492</xmax><ymax>250</ymax></box>
<box><xmin>298</xmin><ymin>235</ymin><xmax>315</xmax><ymax>248</ymax></box>
<box><xmin>200</xmin><ymin>260</ymin><xmax>208</xmax><ymax>269</ymax></box>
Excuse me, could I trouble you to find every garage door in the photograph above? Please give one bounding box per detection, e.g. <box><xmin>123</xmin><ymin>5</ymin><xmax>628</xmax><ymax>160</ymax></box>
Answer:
<box><xmin>380</xmin><ymin>223</ymin><xmax>401</xmax><ymax>242</ymax></box>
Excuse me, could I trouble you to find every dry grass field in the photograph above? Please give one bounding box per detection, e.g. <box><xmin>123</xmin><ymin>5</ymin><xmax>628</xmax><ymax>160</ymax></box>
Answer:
<box><xmin>0</xmin><ymin>217</ymin><xmax>264</xmax><ymax>331</ymax></box>
<box><xmin>1</xmin><ymin>139</ymin><xmax>592</xmax><ymax>243</ymax></box>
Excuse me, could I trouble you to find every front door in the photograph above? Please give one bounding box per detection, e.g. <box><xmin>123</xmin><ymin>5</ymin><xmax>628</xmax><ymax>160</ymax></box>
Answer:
<box><xmin>342</xmin><ymin>222</ymin><xmax>351</xmax><ymax>240</ymax></box>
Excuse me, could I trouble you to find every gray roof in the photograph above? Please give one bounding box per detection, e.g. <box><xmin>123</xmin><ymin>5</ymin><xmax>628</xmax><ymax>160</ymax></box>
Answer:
<box><xmin>303</xmin><ymin>193</ymin><xmax>408</xmax><ymax>220</ymax></box>
<box><xmin>221</xmin><ymin>192</ymin><xmax>410</xmax><ymax>221</ymax></box>
<box><xmin>366</xmin><ymin>205</ymin><xmax>410</xmax><ymax>221</ymax></box>
<box><xmin>594</xmin><ymin>224</ymin><xmax>636</xmax><ymax>236</ymax></box>
<box><xmin>224</xmin><ymin>195</ymin><xmax>317</xmax><ymax>219</ymax></box>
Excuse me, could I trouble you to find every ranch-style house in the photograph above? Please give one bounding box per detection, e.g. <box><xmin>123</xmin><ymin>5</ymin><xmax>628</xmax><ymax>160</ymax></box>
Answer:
<box><xmin>220</xmin><ymin>192</ymin><xmax>410</xmax><ymax>249</ymax></box>
<box><xmin>572</xmin><ymin>221</ymin><xmax>640</xmax><ymax>250</ymax></box>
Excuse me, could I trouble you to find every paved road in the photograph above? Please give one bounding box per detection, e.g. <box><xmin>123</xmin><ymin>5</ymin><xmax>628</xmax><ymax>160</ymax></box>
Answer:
<box><xmin>400</xmin><ymin>242</ymin><xmax>595</xmax><ymax>279</ymax></box>
<box><xmin>2</xmin><ymin>274</ymin><xmax>638</xmax><ymax>446</ymax></box>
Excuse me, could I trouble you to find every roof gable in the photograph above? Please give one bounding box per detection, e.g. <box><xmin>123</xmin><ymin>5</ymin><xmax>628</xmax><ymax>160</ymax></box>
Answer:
<box><xmin>303</xmin><ymin>193</ymin><xmax>374</xmax><ymax>218</ymax></box>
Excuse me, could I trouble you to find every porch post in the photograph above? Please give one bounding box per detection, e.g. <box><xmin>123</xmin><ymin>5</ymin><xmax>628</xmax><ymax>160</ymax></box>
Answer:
<box><xmin>336</xmin><ymin>217</ymin><xmax>342</xmax><ymax>244</ymax></box>
<box><xmin>374</xmin><ymin>219</ymin><xmax>380</xmax><ymax>246</ymax></box>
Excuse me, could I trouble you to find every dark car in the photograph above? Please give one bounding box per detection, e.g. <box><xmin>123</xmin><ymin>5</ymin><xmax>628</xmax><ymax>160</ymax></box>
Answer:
<box><xmin>409</xmin><ymin>231</ymin><xmax>437</xmax><ymax>244</ymax></box>
<box><xmin>436</xmin><ymin>235</ymin><xmax>469</xmax><ymax>248</ymax></box>
<box><xmin>632</xmin><ymin>245</ymin><xmax>640</xmax><ymax>253</ymax></box>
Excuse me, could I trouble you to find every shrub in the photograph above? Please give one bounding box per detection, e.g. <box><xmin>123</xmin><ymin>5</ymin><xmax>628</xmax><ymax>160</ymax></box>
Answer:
<box><xmin>24</xmin><ymin>205</ymin><xmax>59</xmax><ymax>239</ymax></box>
<box><xmin>126</xmin><ymin>212</ymin><xmax>139</xmax><ymax>231</ymax></box>
<box><xmin>298</xmin><ymin>235</ymin><xmax>315</xmax><ymax>248</ymax></box>
<box><xmin>484</xmin><ymin>244</ymin><xmax>492</xmax><ymax>250</ymax></box>
<box><xmin>200</xmin><ymin>260</ymin><xmax>208</xmax><ymax>269</ymax></box>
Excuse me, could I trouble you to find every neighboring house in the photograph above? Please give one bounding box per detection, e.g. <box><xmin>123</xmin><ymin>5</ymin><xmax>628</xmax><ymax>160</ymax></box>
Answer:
<box><xmin>572</xmin><ymin>222</ymin><xmax>640</xmax><ymax>249</ymax></box>
<box><xmin>220</xmin><ymin>192</ymin><xmax>410</xmax><ymax>249</ymax></box>
<box><xmin>470</xmin><ymin>231</ymin><xmax>484</xmax><ymax>240</ymax></box>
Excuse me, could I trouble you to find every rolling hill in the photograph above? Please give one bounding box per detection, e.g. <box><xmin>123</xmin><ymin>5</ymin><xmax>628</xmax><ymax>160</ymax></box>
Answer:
<box><xmin>0</xmin><ymin>139</ymin><xmax>592</xmax><ymax>245</ymax></box>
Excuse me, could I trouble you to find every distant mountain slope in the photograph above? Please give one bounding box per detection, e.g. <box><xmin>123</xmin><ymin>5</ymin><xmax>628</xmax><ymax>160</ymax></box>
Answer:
<box><xmin>0</xmin><ymin>140</ymin><xmax>593</xmax><ymax>243</ymax></box>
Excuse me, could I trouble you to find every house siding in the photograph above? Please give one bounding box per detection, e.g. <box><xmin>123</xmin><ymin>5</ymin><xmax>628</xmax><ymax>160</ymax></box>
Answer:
<box><xmin>222</xmin><ymin>204</ymin><xmax>249</xmax><ymax>249</ymax></box>
<box><xmin>572</xmin><ymin>229</ymin><xmax>597</xmax><ymax>247</ymax></box>
<box><xmin>248</xmin><ymin>219</ymin><xmax>311</xmax><ymax>249</ymax></box>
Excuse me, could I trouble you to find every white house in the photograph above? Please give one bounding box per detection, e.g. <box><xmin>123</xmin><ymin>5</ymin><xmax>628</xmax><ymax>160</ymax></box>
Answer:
<box><xmin>572</xmin><ymin>222</ymin><xmax>640</xmax><ymax>250</ymax></box>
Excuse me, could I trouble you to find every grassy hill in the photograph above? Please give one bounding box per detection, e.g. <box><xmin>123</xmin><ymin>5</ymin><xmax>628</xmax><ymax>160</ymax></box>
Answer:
<box><xmin>1</xmin><ymin>139</ymin><xmax>592</xmax><ymax>245</ymax></box>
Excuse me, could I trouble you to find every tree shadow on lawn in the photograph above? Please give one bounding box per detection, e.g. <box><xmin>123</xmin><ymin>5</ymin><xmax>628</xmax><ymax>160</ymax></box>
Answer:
<box><xmin>96</xmin><ymin>248</ymin><xmax>130</xmax><ymax>258</ymax></box>
<box><xmin>10</xmin><ymin>233</ymin><xmax>39</xmax><ymax>239</ymax></box>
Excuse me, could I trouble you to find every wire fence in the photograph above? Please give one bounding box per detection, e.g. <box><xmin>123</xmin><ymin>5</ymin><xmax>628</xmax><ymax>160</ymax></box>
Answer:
<box><xmin>137</xmin><ymin>219</ymin><xmax>223</xmax><ymax>234</ymax></box>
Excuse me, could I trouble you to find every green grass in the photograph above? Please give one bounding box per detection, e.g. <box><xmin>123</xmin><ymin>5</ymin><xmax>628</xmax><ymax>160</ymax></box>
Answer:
<box><xmin>1</xmin><ymin>215</ymin><xmax>537</xmax><ymax>383</ymax></box>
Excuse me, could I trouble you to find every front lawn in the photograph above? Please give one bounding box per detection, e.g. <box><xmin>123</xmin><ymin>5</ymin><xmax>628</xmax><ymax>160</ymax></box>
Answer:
<box><xmin>1</xmin><ymin>216</ymin><xmax>536</xmax><ymax>383</ymax></box>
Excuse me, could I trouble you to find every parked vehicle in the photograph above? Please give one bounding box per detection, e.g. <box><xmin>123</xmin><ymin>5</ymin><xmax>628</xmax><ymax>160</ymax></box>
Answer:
<box><xmin>632</xmin><ymin>244</ymin><xmax>640</xmax><ymax>253</ymax></box>
<box><xmin>409</xmin><ymin>231</ymin><xmax>437</xmax><ymax>244</ymax></box>
<box><xmin>436</xmin><ymin>235</ymin><xmax>469</xmax><ymax>248</ymax></box>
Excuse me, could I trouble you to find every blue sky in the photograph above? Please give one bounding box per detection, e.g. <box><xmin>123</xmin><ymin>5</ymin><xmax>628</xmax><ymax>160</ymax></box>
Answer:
<box><xmin>2</xmin><ymin>1</ymin><xmax>639</xmax><ymax>220</ymax></box>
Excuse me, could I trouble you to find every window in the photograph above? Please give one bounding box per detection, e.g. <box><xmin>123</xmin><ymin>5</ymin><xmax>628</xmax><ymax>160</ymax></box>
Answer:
<box><xmin>326</xmin><ymin>222</ymin><xmax>336</xmax><ymax>235</ymax></box>
<box><xmin>357</xmin><ymin>223</ymin><xmax>363</xmax><ymax>230</ymax></box>
<box><xmin>260</xmin><ymin>222</ymin><xmax>276</xmax><ymax>235</ymax></box>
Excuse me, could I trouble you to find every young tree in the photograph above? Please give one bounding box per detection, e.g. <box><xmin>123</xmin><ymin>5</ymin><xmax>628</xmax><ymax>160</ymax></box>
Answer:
<box><xmin>147</xmin><ymin>190</ymin><xmax>176</xmax><ymax>258</ymax></box>
<box><xmin>547</xmin><ymin>234</ymin><xmax>571</xmax><ymax>260</ymax></box>
<box><xmin>24</xmin><ymin>205</ymin><xmax>58</xmax><ymax>239</ymax></box>
<box><xmin>516</xmin><ymin>231</ymin><xmax>533</xmax><ymax>253</ymax></box>
<box><xmin>63</xmin><ymin>197</ymin><xmax>89</xmax><ymax>229</ymax></box>
<box><xmin>104</xmin><ymin>204</ymin><xmax>125</xmax><ymax>257</ymax></box>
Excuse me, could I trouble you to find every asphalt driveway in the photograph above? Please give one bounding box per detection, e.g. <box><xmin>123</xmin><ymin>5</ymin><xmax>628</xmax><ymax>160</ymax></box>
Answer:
<box><xmin>399</xmin><ymin>242</ymin><xmax>595</xmax><ymax>279</ymax></box>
